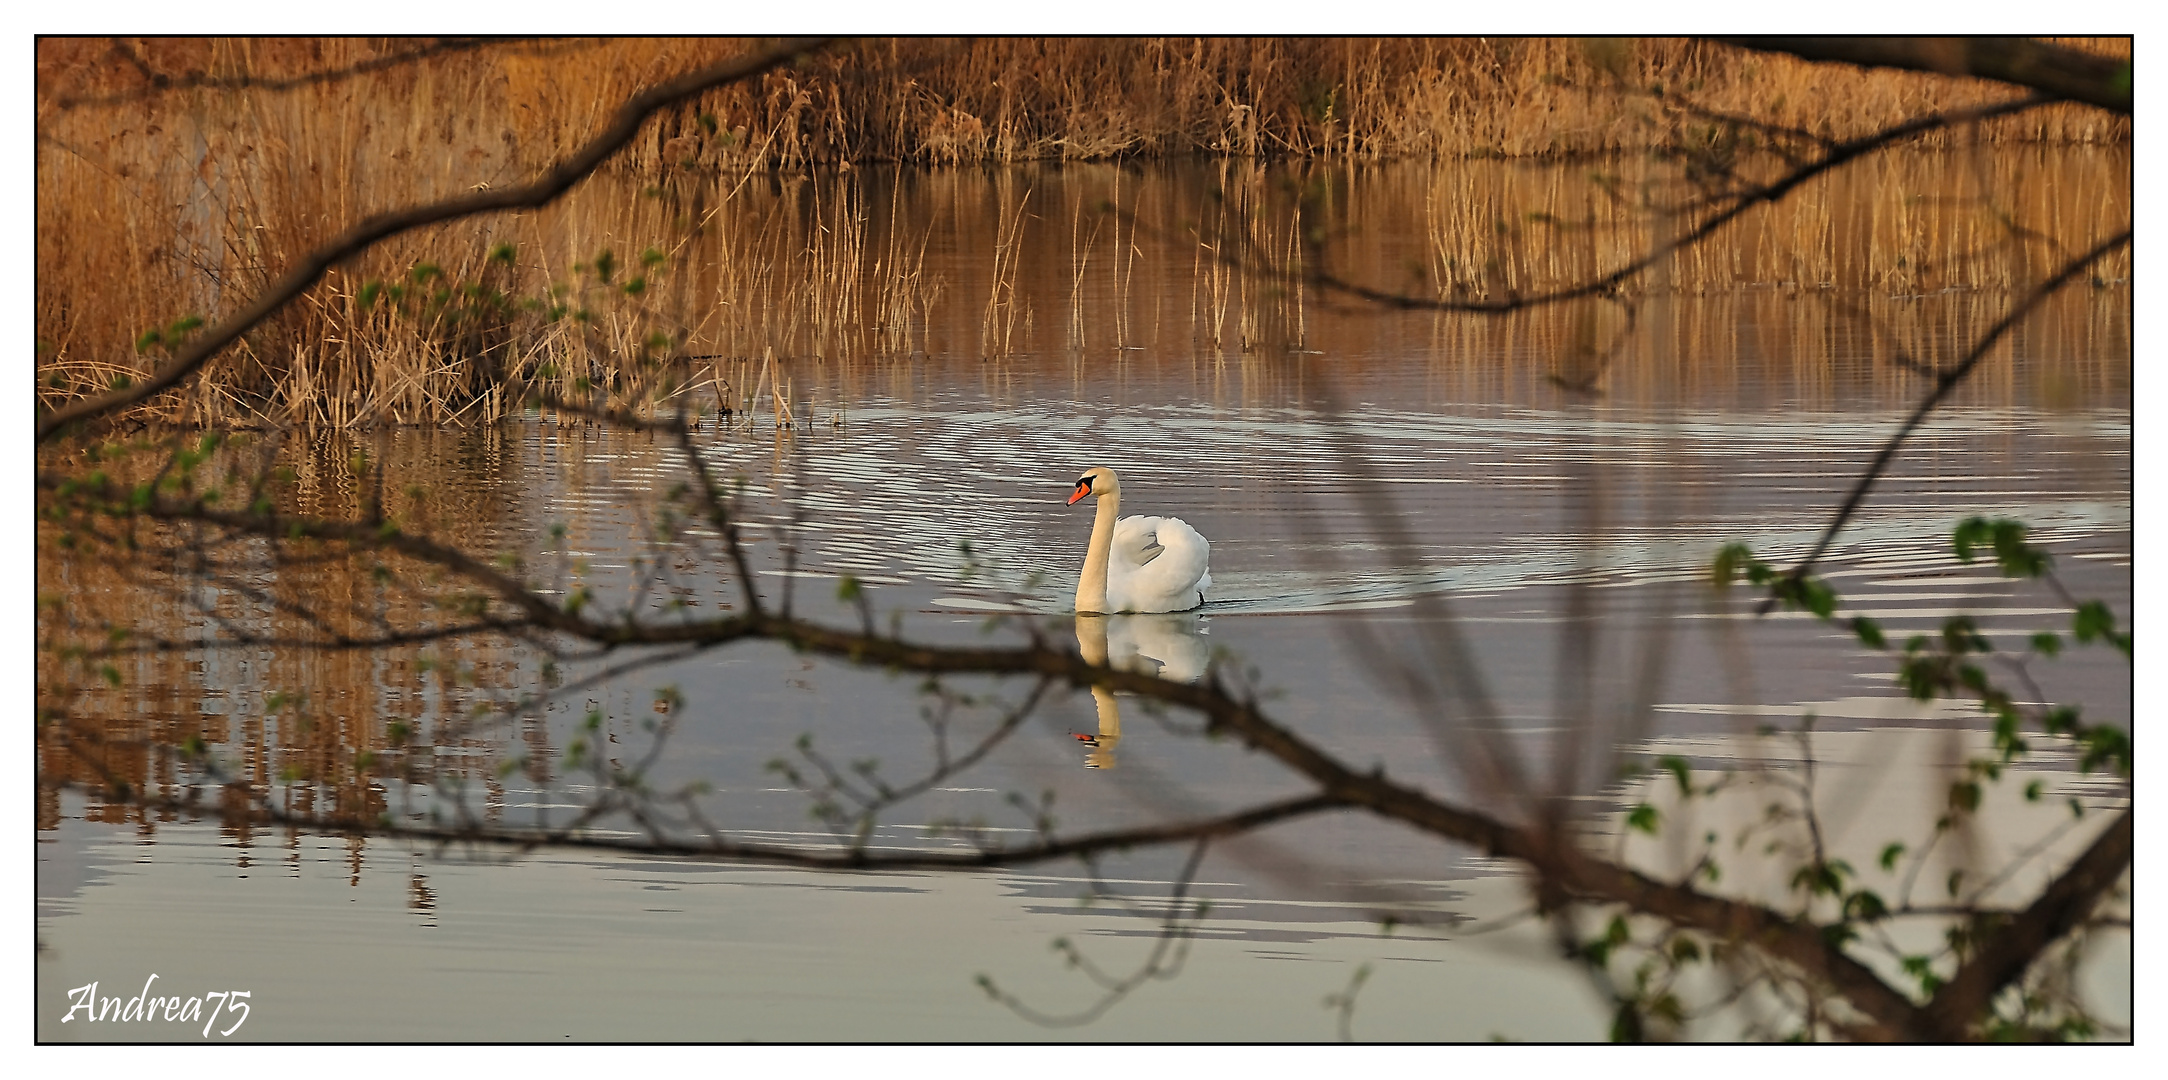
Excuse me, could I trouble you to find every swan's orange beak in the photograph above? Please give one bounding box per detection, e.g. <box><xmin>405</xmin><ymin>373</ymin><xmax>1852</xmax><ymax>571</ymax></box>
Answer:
<box><xmin>1066</xmin><ymin>480</ymin><xmax>1092</xmax><ymax>505</ymax></box>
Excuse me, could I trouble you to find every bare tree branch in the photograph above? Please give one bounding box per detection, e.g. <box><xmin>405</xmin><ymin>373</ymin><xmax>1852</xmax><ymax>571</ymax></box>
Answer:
<box><xmin>1288</xmin><ymin>95</ymin><xmax>2054</xmax><ymax>316</ymax></box>
<box><xmin>1923</xmin><ymin>808</ymin><xmax>2132</xmax><ymax>1038</ymax></box>
<box><xmin>53</xmin><ymin>776</ymin><xmax>1345</xmax><ymax>873</ymax></box>
<box><xmin>1770</xmin><ymin>228</ymin><xmax>2130</xmax><ymax>597</ymax></box>
<box><xmin>1712</xmin><ymin>37</ymin><xmax>2132</xmax><ymax>114</ymax></box>
<box><xmin>43</xmin><ymin>36</ymin><xmax>558</xmax><ymax>110</ymax></box>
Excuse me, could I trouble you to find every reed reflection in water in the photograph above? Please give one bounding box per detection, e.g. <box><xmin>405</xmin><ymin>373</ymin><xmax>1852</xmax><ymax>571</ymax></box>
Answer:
<box><xmin>35</xmin><ymin>147</ymin><xmax>2130</xmax><ymax>431</ymax></box>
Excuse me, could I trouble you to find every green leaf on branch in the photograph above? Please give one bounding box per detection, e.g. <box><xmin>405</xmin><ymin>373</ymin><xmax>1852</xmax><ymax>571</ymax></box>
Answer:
<box><xmin>2072</xmin><ymin>602</ymin><xmax>2130</xmax><ymax>656</ymax></box>
<box><xmin>1843</xmin><ymin>889</ymin><xmax>1888</xmax><ymax>923</ymax></box>
<box><xmin>1901</xmin><ymin>955</ymin><xmax>1946</xmax><ymax>995</ymax></box>
<box><xmin>1770</xmin><ymin>575</ymin><xmax>1836</xmax><ymax>618</ymax></box>
<box><xmin>1954</xmin><ymin>517</ymin><xmax>1983</xmax><ymax>562</ymax></box>
<box><xmin>1899</xmin><ymin>655</ymin><xmax>1941</xmax><ymax>701</ymax></box>
<box><xmin>2042</xmin><ymin>706</ymin><xmax>2080</xmax><ymax>735</ymax></box>
<box><xmin>1658</xmin><ymin>755</ymin><xmax>1692</xmax><ymax>796</ymax></box>
<box><xmin>1948</xmin><ymin>780</ymin><xmax>1981</xmax><ymax>813</ymax></box>
<box><xmin>1942</xmin><ymin>616</ymin><xmax>1989</xmax><ymax>654</ymax></box>
<box><xmin>2077</xmin><ymin>725</ymin><xmax>2131</xmax><ymax>776</ymax></box>
<box><xmin>1819</xmin><ymin>923</ymin><xmax>1858</xmax><ymax>949</ymax></box>
<box><xmin>1797</xmin><ymin>577</ymin><xmax>1835</xmax><ymax>618</ymax></box>
<box><xmin>1952</xmin><ymin>517</ymin><xmax>2052</xmax><ymax>578</ymax></box>
<box><xmin>1851</xmin><ymin>616</ymin><xmax>1885</xmax><ymax>648</ymax></box>
<box><xmin>1712</xmin><ymin>543</ymin><xmax>1757</xmax><ymax>588</ymax></box>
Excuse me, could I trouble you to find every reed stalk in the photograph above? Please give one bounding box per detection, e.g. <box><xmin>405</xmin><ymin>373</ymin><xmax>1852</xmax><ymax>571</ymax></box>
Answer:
<box><xmin>35</xmin><ymin>37</ymin><xmax>2129</xmax><ymax>430</ymax></box>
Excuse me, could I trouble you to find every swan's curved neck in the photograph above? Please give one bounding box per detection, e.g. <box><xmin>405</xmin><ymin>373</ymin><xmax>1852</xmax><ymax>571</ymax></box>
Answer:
<box><xmin>1075</xmin><ymin>487</ymin><xmax>1121</xmax><ymax>614</ymax></box>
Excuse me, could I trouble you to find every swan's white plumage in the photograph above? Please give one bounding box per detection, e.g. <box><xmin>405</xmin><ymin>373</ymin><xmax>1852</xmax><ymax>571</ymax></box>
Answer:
<box><xmin>1070</xmin><ymin>467</ymin><xmax>1210</xmax><ymax>614</ymax></box>
<box><xmin>1106</xmin><ymin>515</ymin><xmax>1211</xmax><ymax>614</ymax></box>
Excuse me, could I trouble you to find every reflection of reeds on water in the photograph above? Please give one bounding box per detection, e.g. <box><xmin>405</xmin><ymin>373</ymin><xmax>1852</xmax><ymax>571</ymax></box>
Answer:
<box><xmin>1067</xmin><ymin>194</ymin><xmax>1103</xmax><ymax>354</ymax></box>
<box><xmin>36</xmin><ymin>150</ymin><xmax>2129</xmax><ymax>432</ymax></box>
<box><xmin>1416</xmin><ymin>147</ymin><xmax>2133</xmax><ymax>298</ymax></box>
<box><xmin>979</xmin><ymin>179</ymin><xmax>1033</xmax><ymax>359</ymax></box>
<box><xmin>36</xmin><ymin>428</ymin><xmax>537</xmax><ymax>834</ymax></box>
<box><xmin>870</xmin><ymin>175</ymin><xmax>941</xmax><ymax>357</ymax></box>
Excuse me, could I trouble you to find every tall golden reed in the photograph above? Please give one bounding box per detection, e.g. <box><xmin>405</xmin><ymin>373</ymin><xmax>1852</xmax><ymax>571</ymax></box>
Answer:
<box><xmin>35</xmin><ymin>37</ymin><xmax>2131</xmax><ymax>430</ymax></box>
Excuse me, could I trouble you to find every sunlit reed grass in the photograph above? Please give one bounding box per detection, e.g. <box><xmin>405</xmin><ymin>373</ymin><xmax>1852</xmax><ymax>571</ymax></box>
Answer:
<box><xmin>35</xmin><ymin>37</ymin><xmax>2130</xmax><ymax>430</ymax></box>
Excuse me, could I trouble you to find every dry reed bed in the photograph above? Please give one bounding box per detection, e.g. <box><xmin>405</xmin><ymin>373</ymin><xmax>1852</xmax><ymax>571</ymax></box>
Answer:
<box><xmin>39</xmin><ymin>38</ymin><xmax>2130</xmax><ymax>172</ymax></box>
<box><xmin>35</xmin><ymin>37</ymin><xmax>2131</xmax><ymax>430</ymax></box>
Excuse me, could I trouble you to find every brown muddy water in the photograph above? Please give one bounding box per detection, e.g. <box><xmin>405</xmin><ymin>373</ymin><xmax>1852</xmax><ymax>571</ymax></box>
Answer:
<box><xmin>36</xmin><ymin>154</ymin><xmax>2131</xmax><ymax>1041</ymax></box>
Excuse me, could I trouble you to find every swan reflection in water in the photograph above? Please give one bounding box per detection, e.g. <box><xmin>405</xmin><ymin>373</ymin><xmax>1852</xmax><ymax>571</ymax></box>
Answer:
<box><xmin>1072</xmin><ymin>612</ymin><xmax>1211</xmax><ymax>769</ymax></box>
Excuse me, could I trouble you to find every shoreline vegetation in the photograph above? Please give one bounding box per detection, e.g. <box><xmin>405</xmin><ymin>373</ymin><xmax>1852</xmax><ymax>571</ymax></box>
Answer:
<box><xmin>35</xmin><ymin>37</ymin><xmax>2132</xmax><ymax>431</ymax></box>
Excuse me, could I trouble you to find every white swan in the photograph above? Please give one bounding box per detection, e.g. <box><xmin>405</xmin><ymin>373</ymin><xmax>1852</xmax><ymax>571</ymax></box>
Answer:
<box><xmin>1068</xmin><ymin>466</ymin><xmax>1211</xmax><ymax>614</ymax></box>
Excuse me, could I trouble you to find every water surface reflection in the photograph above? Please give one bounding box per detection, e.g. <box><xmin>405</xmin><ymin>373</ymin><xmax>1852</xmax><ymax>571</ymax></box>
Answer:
<box><xmin>35</xmin><ymin>153</ymin><xmax>2131</xmax><ymax>1041</ymax></box>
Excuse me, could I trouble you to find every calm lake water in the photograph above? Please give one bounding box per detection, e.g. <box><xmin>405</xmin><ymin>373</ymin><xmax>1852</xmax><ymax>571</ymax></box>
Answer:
<box><xmin>36</xmin><ymin>154</ymin><xmax>2131</xmax><ymax>1041</ymax></box>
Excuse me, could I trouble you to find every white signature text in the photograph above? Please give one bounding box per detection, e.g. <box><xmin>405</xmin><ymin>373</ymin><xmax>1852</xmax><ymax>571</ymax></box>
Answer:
<box><xmin>59</xmin><ymin>975</ymin><xmax>250</xmax><ymax>1037</ymax></box>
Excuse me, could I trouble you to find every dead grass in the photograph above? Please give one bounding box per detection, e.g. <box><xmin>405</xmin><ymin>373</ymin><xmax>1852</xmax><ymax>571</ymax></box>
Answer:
<box><xmin>34</xmin><ymin>37</ymin><xmax>2130</xmax><ymax>430</ymax></box>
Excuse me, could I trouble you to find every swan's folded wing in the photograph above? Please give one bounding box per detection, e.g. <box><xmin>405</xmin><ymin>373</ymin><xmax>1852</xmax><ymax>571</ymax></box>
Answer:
<box><xmin>1107</xmin><ymin>515</ymin><xmax>1208</xmax><ymax>612</ymax></box>
<box><xmin>1112</xmin><ymin>516</ymin><xmax>1166</xmax><ymax>566</ymax></box>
